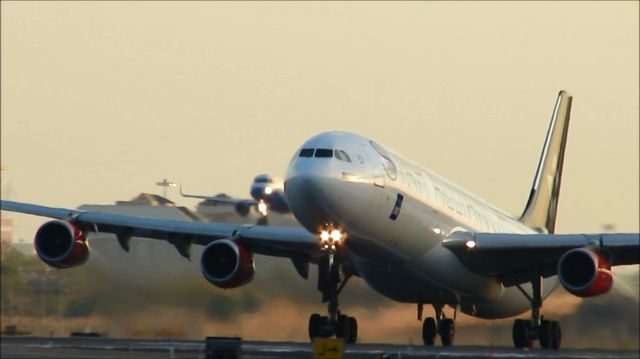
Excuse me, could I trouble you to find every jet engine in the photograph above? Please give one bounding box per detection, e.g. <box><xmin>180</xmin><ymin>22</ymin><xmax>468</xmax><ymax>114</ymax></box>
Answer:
<box><xmin>234</xmin><ymin>202</ymin><xmax>250</xmax><ymax>217</ymax></box>
<box><xmin>34</xmin><ymin>220</ymin><xmax>89</xmax><ymax>268</ymax></box>
<box><xmin>200</xmin><ymin>239</ymin><xmax>254</xmax><ymax>289</ymax></box>
<box><xmin>557</xmin><ymin>248</ymin><xmax>613</xmax><ymax>297</ymax></box>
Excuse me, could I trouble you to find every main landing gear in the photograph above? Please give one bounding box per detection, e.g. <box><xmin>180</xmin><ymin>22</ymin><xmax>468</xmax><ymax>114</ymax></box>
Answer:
<box><xmin>512</xmin><ymin>270</ymin><xmax>561</xmax><ymax>349</ymax></box>
<box><xmin>308</xmin><ymin>229</ymin><xmax>358</xmax><ymax>344</ymax></box>
<box><xmin>419</xmin><ymin>303</ymin><xmax>456</xmax><ymax>346</ymax></box>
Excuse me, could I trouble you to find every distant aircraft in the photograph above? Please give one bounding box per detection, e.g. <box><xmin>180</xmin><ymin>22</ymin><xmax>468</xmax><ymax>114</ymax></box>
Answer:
<box><xmin>180</xmin><ymin>174</ymin><xmax>289</xmax><ymax>225</ymax></box>
<box><xmin>2</xmin><ymin>91</ymin><xmax>638</xmax><ymax>349</ymax></box>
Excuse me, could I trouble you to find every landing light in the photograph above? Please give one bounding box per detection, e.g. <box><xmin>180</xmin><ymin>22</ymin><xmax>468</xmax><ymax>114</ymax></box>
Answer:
<box><xmin>319</xmin><ymin>228</ymin><xmax>345</xmax><ymax>251</ymax></box>
<box><xmin>264</xmin><ymin>186</ymin><xmax>273</xmax><ymax>195</ymax></box>
<box><xmin>330</xmin><ymin>229</ymin><xmax>342</xmax><ymax>242</ymax></box>
<box><xmin>257</xmin><ymin>201</ymin><xmax>268</xmax><ymax>216</ymax></box>
<box><xmin>465</xmin><ymin>240</ymin><xmax>476</xmax><ymax>249</ymax></box>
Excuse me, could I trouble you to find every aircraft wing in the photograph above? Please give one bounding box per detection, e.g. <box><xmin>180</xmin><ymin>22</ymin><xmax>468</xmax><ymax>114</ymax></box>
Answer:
<box><xmin>443</xmin><ymin>231</ymin><xmax>640</xmax><ymax>286</ymax></box>
<box><xmin>0</xmin><ymin>200</ymin><xmax>318</xmax><ymax>260</ymax></box>
<box><xmin>179</xmin><ymin>185</ymin><xmax>256</xmax><ymax>206</ymax></box>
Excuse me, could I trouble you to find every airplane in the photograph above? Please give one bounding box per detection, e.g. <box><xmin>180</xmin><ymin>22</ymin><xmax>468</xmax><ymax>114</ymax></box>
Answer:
<box><xmin>180</xmin><ymin>174</ymin><xmax>289</xmax><ymax>225</ymax></box>
<box><xmin>1</xmin><ymin>91</ymin><xmax>638</xmax><ymax>349</ymax></box>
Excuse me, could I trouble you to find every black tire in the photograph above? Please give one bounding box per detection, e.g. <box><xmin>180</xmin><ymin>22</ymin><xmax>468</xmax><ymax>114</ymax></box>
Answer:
<box><xmin>513</xmin><ymin>319</ymin><xmax>533</xmax><ymax>349</ymax></box>
<box><xmin>550</xmin><ymin>321</ymin><xmax>561</xmax><ymax>350</ymax></box>
<box><xmin>335</xmin><ymin>314</ymin><xmax>350</xmax><ymax>339</ymax></box>
<box><xmin>539</xmin><ymin>320</ymin><xmax>561</xmax><ymax>349</ymax></box>
<box><xmin>422</xmin><ymin>317</ymin><xmax>437</xmax><ymax>345</ymax></box>
<box><xmin>539</xmin><ymin>320</ymin><xmax>551</xmax><ymax>349</ymax></box>
<box><xmin>308</xmin><ymin>314</ymin><xmax>323</xmax><ymax>340</ymax></box>
<box><xmin>347</xmin><ymin>317</ymin><xmax>358</xmax><ymax>344</ymax></box>
<box><xmin>439</xmin><ymin>319</ymin><xmax>455</xmax><ymax>346</ymax></box>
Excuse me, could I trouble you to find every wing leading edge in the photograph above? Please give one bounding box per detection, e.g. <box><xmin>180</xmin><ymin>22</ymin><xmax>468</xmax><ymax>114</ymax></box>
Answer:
<box><xmin>0</xmin><ymin>200</ymin><xmax>319</xmax><ymax>260</ymax></box>
<box><xmin>443</xmin><ymin>231</ymin><xmax>640</xmax><ymax>286</ymax></box>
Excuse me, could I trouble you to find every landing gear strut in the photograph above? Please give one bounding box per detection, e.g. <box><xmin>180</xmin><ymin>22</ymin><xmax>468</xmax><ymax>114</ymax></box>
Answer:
<box><xmin>420</xmin><ymin>303</ymin><xmax>456</xmax><ymax>346</ymax></box>
<box><xmin>308</xmin><ymin>250</ymin><xmax>358</xmax><ymax>343</ymax></box>
<box><xmin>513</xmin><ymin>269</ymin><xmax>561</xmax><ymax>349</ymax></box>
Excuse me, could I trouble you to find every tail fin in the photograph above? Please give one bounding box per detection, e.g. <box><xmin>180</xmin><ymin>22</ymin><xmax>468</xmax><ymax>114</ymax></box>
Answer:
<box><xmin>519</xmin><ymin>91</ymin><xmax>573</xmax><ymax>234</ymax></box>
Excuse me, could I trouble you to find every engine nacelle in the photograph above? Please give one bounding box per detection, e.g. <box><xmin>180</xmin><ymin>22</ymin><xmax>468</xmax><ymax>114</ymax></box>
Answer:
<box><xmin>34</xmin><ymin>220</ymin><xmax>89</xmax><ymax>269</ymax></box>
<box><xmin>234</xmin><ymin>202</ymin><xmax>250</xmax><ymax>217</ymax></box>
<box><xmin>558</xmin><ymin>248</ymin><xmax>613</xmax><ymax>297</ymax></box>
<box><xmin>200</xmin><ymin>239</ymin><xmax>254</xmax><ymax>289</ymax></box>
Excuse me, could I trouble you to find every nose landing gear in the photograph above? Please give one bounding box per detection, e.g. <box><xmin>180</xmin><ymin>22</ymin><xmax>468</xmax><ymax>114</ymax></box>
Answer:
<box><xmin>308</xmin><ymin>228</ymin><xmax>358</xmax><ymax>343</ymax></box>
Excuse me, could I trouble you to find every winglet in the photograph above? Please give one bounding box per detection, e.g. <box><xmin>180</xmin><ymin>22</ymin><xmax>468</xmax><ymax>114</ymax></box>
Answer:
<box><xmin>519</xmin><ymin>91</ymin><xmax>573</xmax><ymax>234</ymax></box>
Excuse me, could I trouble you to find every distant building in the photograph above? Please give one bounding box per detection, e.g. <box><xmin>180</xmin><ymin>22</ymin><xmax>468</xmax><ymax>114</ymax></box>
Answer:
<box><xmin>1</xmin><ymin>217</ymin><xmax>12</xmax><ymax>248</ymax></box>
<box><xmin>1</xmin><ymin>217</ymin><xmax>12</xmax><ymax>259</ymax></box>
<box><xmin>116</xmin><ymin>193</ymin><xmax>176</xmax><ymax>207</ymax></box>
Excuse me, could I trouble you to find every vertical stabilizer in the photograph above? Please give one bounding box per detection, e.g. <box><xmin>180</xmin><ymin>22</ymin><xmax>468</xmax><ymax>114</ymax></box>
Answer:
<box><xmin>519</xmin><ymin>91</ymin><xmax>573</xmax><ymax>234</ymax></box>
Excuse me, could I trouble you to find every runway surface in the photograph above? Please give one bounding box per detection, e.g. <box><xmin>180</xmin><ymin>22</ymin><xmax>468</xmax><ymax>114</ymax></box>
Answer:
<box><xmin>1</xmin><ymin>336</ymin><xmax>638</xmax><ymax>359</ymax></box>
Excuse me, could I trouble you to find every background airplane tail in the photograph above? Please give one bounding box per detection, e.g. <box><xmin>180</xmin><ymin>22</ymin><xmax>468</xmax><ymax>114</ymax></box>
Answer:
<box><xmin>519</xmin><ymin>91</ymin><xmax>573</xmax><ymax>234</ymax></box>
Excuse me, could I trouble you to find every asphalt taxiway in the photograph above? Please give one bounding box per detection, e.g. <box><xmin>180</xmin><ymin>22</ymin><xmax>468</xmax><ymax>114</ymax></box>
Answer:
<box><xmin>1</xmin><ymin>336</ymin><xmax>638</xmax><ymax>359</ymax></box>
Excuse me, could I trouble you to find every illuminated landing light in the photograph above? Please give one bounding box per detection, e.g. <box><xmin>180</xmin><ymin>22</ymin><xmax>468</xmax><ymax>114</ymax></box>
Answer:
<box><xmin>330</xmin><ymin>229</ymin><xmax>342</xmax><ymax>242</ymax></box>
<box><xmin>319</xmin><ymin>227</ymin><xmax>346</xmax><ymax>251</ymax></box>
<box><xmin>465</xmin><ymin>240</ymin><xmax>476</xmax><ymax>249</ymax></box>
<box><xmin>433</xmin><ymin>227</ymin><xmax>442</xmax><ymax>235</ymax></box>
<box><xmin>257</xmin><ymin>201</ymin><xmax>268</xmax><ymax>217</ymax></box>
<box><xmin>264</xmin><ymin>186</ymin><xmax>273</xmax><ymax>195</ymax></box>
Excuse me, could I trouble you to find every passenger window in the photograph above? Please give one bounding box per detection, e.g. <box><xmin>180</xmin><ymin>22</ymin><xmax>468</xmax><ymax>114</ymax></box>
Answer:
<box><xmin>299</xmin><ymin>148</ymin><xmax>314</xmax><ymax>157</ymax></box>
<box><xmin>315</xmin><ymin>149</ymin><xmax>333</xmax><ymax>158</ymax></box>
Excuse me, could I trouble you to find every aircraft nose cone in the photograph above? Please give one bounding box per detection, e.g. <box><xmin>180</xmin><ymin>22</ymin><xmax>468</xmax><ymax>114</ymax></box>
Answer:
<box><xmin>284</xmin><ymin>174</ymin><xmax>334</xmax><ymax>231</ymax></box>
<box><xmin>250</xmin><ymin>185</ymin><xmax>263</xmax><ymax>200</ymax></box>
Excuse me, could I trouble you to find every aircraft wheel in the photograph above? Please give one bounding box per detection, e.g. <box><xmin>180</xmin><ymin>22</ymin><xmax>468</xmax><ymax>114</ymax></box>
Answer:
<box><xmin>422</xmin><ymin>317</ymin><xmax>437</xmax><ymax>345</ymax></box>
<box><xmin>513</xmin><ymin>319</ymin><xmax>533</xmax><ymax>349</ymax></box>
<box><xmin>335</xmin><ymin>314</ymin><xmax>350</xmax><ymax>340</ymax></box>
<box><xmin>539</xmin><ymin>320</ymin><xmax>561</xmax><ymax>350</ymax></box>
<box><xmin>439</xmin><ymin>318</ymin><xmax>455</xmax><ymax>346</ymax></box>
<box><xmin>347</xmin><ymin>317</ymin><xmax>358</xmax><ymax>344</ymax></box>
<box><xmin>308</xmin><ymin>314</ymin><xmax>326</xmax><ymax>340</ymax></box>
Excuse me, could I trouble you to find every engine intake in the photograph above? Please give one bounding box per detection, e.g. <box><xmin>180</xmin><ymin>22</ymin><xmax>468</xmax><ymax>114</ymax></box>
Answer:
<box><xmin>34</xmin><ymin>220</ymin><xmax>89</xmax><ymax>268</ymax></box>
<box><xmin>558</xmin><ymin>248</ymin><xmax>613</xmax><ymax>297</ymax></box>
<box><xmin>200</xmin><ymin>239</ymin><xmax>254</xmax><ymax>289</ymax></box>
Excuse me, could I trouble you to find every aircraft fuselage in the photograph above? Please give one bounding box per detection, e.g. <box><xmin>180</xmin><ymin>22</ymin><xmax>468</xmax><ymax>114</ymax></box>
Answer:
<box><xmin>285</xmin><ymin>131</ymin><xmax>557</xmax><ymax>318</ymax></box>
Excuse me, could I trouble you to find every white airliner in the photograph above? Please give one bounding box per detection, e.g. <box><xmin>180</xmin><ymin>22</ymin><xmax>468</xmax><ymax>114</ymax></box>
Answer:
<box><xmin>180</xmin><ymin>174</ymin><xmax>289</xmax><ymax>225</ymax></box>
<box><xmin>1</xmin><ymin>91</ymin><xmax>638</xmax><ymax>349</ymax></box>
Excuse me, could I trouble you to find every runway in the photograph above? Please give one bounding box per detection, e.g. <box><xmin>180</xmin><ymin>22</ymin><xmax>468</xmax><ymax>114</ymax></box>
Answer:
<box><xmin>1</xmin><ymin>336</ymin><xmax>638</xmax><ymax>359</ymax></box>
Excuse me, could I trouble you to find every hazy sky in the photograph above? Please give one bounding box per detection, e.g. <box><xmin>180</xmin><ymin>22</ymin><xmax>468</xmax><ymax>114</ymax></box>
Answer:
<box><xmin>1</xmin><ymin>2</ymin><xmax>638</xmax><ymax>243</ymax></box>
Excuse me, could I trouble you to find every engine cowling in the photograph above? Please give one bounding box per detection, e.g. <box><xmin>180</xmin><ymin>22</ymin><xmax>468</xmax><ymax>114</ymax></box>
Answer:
<box><xmin>34</xmin><ymin>220</ymin><xmax>89</xmax><ymax>269</ymax></box>
<box><xmin>558</xmin><ymin>248</ymin><xmax>613</xmax><ymax>297</ymax></box>
<box><xmin>234</xmin><ymin>202</ymin><xmax>250</xmax><ymax>217</ymax></box>
<box><xmin>200</xmin><ymin>239</ymin><xmax>254</xmax><ymax>289</ymax></box>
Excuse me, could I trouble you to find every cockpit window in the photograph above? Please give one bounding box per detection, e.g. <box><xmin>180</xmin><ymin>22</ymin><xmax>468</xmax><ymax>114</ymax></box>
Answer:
<box><xmin>314</xmin><ymin>148</ymin><xmax>333</xmax><ymax>158</ymax></box>
<box><xmin>254</xmin><ymin>175</ymin><xmax>272</xmax><ymax>183</ymax></box>
<box><xmin>299</xmin><ymin>148</ymin><xmax>351</xmax><ymax>162</ymax></box>
<box><xmin>299</xmin><ymin>148</ymin><xmax>314</xmax><ymax>157</ymax></box>
<box><xmin>334</xmin><ymin>150</ymin><xmax>352</xmax><ymax>162</ymax></box>
<box><xmin>370</xmin><ymin>141</ymin><xmax>398</xmax><ymax>180</ymax></box>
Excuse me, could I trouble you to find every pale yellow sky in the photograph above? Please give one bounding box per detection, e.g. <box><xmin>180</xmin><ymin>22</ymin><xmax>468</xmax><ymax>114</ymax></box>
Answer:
<box><xmin>1</xmin><ymin>2</ymin><xmax>638</xmax><ymax>243</ymax></box>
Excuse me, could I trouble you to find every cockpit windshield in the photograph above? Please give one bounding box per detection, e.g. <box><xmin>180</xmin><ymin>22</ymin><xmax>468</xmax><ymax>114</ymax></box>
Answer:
<box><xmin>254</xmin><ymin>175</ymin><xmax>273</xmax><ymax>184</ymax></box>
<box><xmin>298</xmin><ymin>148</ymin><xmax>352</xmax><ymax>162</ymax></box>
